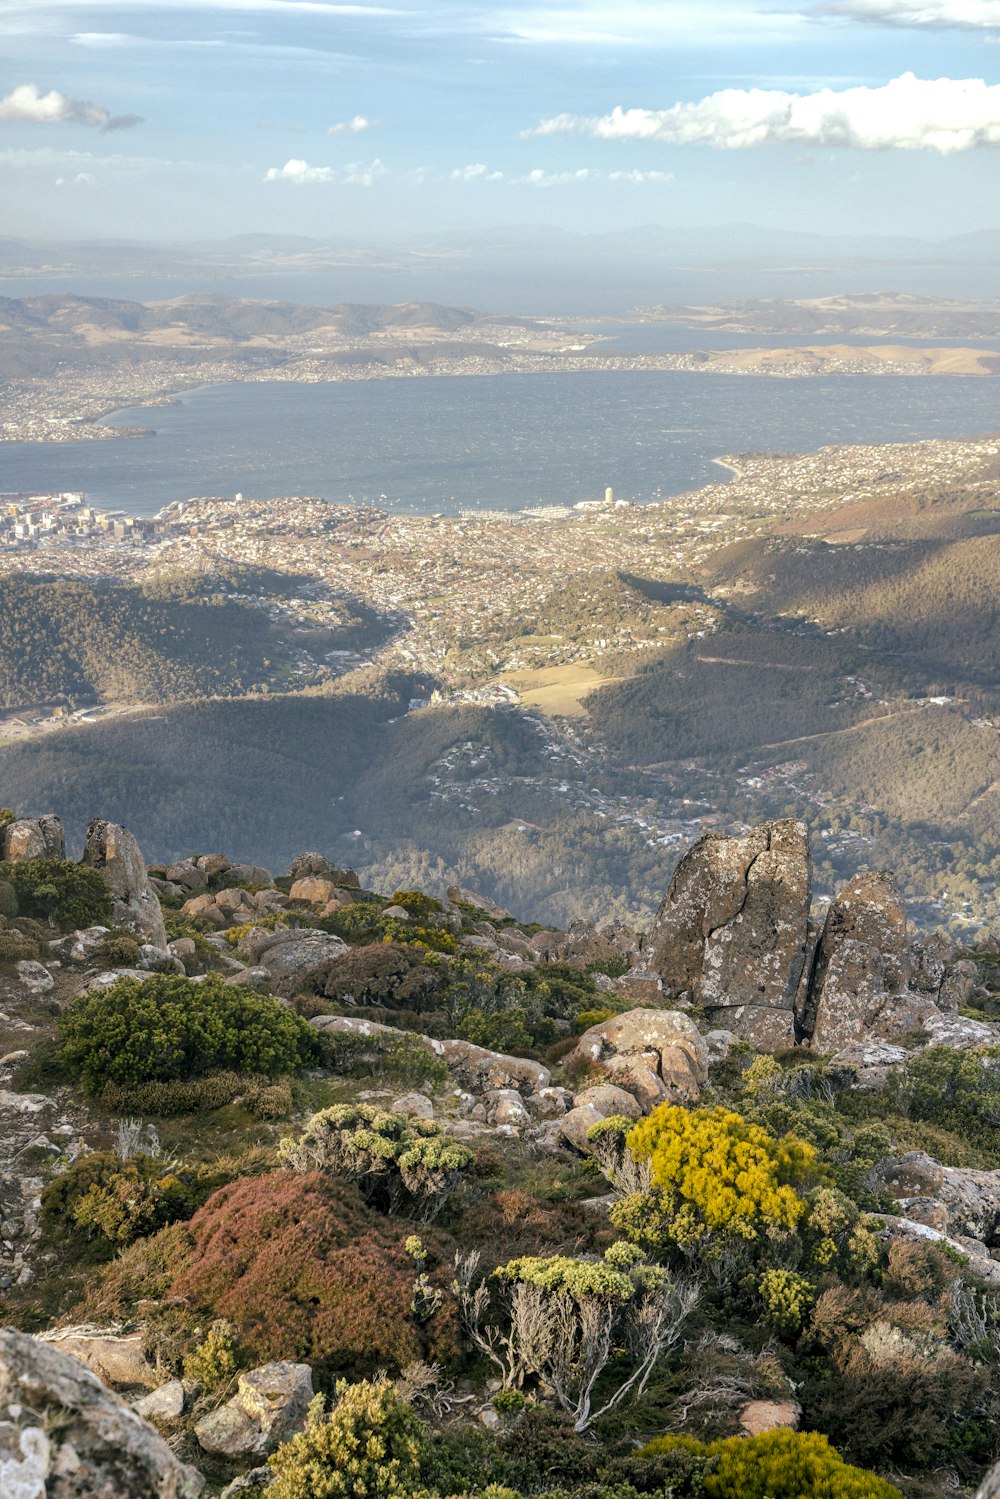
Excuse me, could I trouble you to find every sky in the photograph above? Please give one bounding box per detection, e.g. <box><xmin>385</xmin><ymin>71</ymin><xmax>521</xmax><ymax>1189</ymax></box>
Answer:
<box><xmin>3</xmin><ymin>0</ymin><xmax>1000</xmax><ymax>243</ymax></box>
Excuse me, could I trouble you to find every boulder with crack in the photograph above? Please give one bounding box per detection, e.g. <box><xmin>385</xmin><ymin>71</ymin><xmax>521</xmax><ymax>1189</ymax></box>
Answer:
<box><xmin>643</xmin><ymin>820</ymin><xmax>810</xmax><ymax>1050</ymax></box>
<box><xmin>569</xmin><ymin>1008</ymin><xmax>709</xmax><ymax>1110</ymax></box>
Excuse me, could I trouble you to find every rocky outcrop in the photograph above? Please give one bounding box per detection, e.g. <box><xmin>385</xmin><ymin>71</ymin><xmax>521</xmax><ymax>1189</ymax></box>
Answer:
<box><xmin>194</xmin><ymin>1362</ymin><xmax>312</xmax><ymax>1459</ymax></box>
<box><xmin>570</xmin><ymin>1008</ymin><xmax>709</xmax><ymax>1109</ymax></box>
<box><xmin>868</xmin><ymin>1151</ymin><xmax>1000</xmax><ymax>1250</ymax></box>
<box><xmin>447</xmin><ymin>884</ymin><xmax>512</xmax><ymax>920</ymax></box>
<box><xmin>81</xmin><ymin>820</ymin><xmax>166</xmax><ymax>947</ymax></box>
<box><xmin>801</xmin><ymin>871</ymin><xmax>916</xmax><ymax>1052</ymax></box>
<box><xmin>0</xmin><ymin>1326</ymin><xmax>204</xmax><ymax>1497</ymax></box>
<box><xmin>644</xmin><ymin>821</ymin><xmax>810</xmax><ymax>1049</ymax></box>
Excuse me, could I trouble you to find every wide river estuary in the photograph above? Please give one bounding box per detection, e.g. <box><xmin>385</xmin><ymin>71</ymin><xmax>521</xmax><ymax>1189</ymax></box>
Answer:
<box><xmin>3</xmin><ymin>369</ymin><xmax>999</xmax><ymax>516</ymax></box>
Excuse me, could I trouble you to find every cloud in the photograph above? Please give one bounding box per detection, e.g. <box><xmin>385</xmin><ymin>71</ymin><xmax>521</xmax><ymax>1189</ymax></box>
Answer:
<box><xmin>264</xmin><ymin>158</ymin><xmax>335</xmax><ymax>182</ymax></box>
<box><xmin>0</xmin><ymin>82</ymin><xmax>141</xmax><ymax>130</ymax></box>
<box><xmin>327</xmin><ymin>114</ymin><xmax>371</xmax><ymax>135</ymax></box>
<box><xmin>472</xmin><ymin>1</ymin><xmax>806</xmax><ymax>45</ymax></box>
<box><xmin>450</xmin><ymin>162</ymin><xmax>504</xmax><ymax>180</ymax></box>
<box><xmin>512</xmin><ymin>167</ymin><xmax>592</xmax><ymax>186</ymax></box>
<box><xmin>54</xmin><ymin>170</ymin><xmax>95</xmax><ymax>185</ymax></box>
<box><xmin>264</xmin><ymin>155</ymin><xmax>387</xmax><ymax>185</ymax></box>
<box><xmin>608</xmin><ymin>168</ymin><xmax>673</xmax><ymax>182</ymax></box>
<box><xmin>817</xmin><ymin>0</ymin><xmax>1000</xmax><ymax>28</ymax></box>
<box><xmin>530</xmin><ymin>73</ymin><xmax>1000</xmax><ymax>153</ymax></box>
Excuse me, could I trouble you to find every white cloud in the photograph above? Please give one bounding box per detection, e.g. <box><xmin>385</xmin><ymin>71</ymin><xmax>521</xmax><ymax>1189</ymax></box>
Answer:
<box><xmin>264</xmin><ymin>155</ymin><xmax>387</xmax><ymax>185</ymax></box>
<box><xmin>512</xmin><ymin>167</ymin><xmax>592</xmax><ymax>186</ymax></box>
<box><xmin>530</xmin><ymin>73</ymin><xmax>1000</xmax><ymax>153</ymax></box>
<box><xmin>608</xmin><ymin>168</ymin><xmax>673</xmax><ymax>182</ymax></box>
<box><xmin>327</xmin><ymin>114</ymin><xmax>371</xmax><ymax>135</ymax></box>
<box><xmin>341</xmin><ymin>156</ymin><xmax>387</xmax><ymax>185</ymax></box>
<box><xmin>476</xmin><ymin>1</ymin><xmax>806</xmax><ymax>44</ymax></box>
<box><xmin>0</xmin><ymin>82</ymin><xmax>141</xmax><ymax>130</ymax></box>
<box><xmin>818</xmin><ymin>0</ymin><xmax>1000</xmax><ymax>27</ymax></box>
<box><xmin>450</xmin><ymin>162</ymin><xmax>504</xmax><ymax>180</ymax></box>
<box><xmin>54</xmin><ymin>170</ymin><xmax>95</xmax><ymax>186</ymax></box>
<box><xmin>264</xmin><ymin>157</ymin><xmax>335</xmax><ymax>182</ymax></box>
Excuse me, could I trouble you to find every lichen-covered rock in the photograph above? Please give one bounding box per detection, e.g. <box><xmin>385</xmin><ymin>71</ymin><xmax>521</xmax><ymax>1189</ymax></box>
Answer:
<box><xmin>559</xmin><ymin>1103</ymin><xmax>605</xmax><ymax>1155</ymax></box>
<box><xmin>803</xmin><ymin>870</ymin><xmax>913</xmax><ymax>1052</ymax></box>
<box><xmin>81</xmin><ymin>820</ymin><xmax>167</xmax><ymax>947</ymax></box>
<box><xmin>194</xmin><ymin>1362</ymin><xmax>312</xmax><ymax>1459</ymax></box>
<box><xmin>225</xmin><ymin>863</ymin><xmax>275</xmax><ymax>889</ymax></box>
<box><xmin>739</xmin><ymin>1400</ymin><xmax>801</xmax><ymax>1437</ymax></box>
<box><xmin>572</xmin><ymin>1083</ymin><xmax>643</xmax><ymax>1121</ymax></box>
<box><xmin>447</xmin><ymin>884</ymin><xmax>512</xmax><ymax>920</ymax></box>
<box><xmin>867</xmin><ymin>1151</ymin><xmax>1000</xmax><ymax>1248</ymax></box>
<box><xmin>0</xmin><ymin>1326</ymin><xmax>204</xmax><ymax>1497</ymax></box>
<box><xmin>250</xmin><ymin>928</ymin><xmax>348</xmax><ymax>979</ymax></box>
<box><xmin>165</xmin><ymin>859</ymin><xmax>207</xmax><ymax>891</ymax></box>
<box><xmin>644</xmin><ymin>820</ymin><xmax>810</xmax><ymax>1049</ymax></box>
<box><xmin>569</xmin><ymin>1008</ymin><xmax>708</xmax><ymax>1108</ymax></box>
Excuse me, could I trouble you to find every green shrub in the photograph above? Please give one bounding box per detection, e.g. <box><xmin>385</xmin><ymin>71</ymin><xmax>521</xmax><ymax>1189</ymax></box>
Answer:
<box><xmin>42</xmin><ymin>1149</ymin><xmax>199</xmax><ymax>1250</ymax></box>
<box><xmin>2</xmin><ymin>858</ymin><xmax>112</xmax><ymax>929</ymax></box>
<box><xmin>643</xmin><ymin>1429</ymin><xmax>904</xmax><ymax>1499</ymax></box>
<box><xmin>390</xmin><ymin>890</ymin><xmax>446</xmax><ymax>919</ymax></box>
<box><xmin>0</xmin><ymin>808</ymin><xmax>15</xmax><ymax>829</ymax></box>
<box><xmin>0</xmin><ymin>880</ymin><xmax>18</xmax><ymax>918</ymax></box>
<box><xmin>757</xmin><ymin>1267</ymin><xmax>814</xmax><ymax>1338</ymax></box>
<box><xmin>95</xmin><ymin>931</ymin><xmax>142</xmax><ymax>968</ymax></box>
<box><xmin>280</xmin><ymin>1103</ymin><xmax>473</xmax><ymax>1220</ymax></box>
<box><xmin>0</xmin><ymin>928</ymin><xmax>39</xmax><ymax>963</ymax></box>
<box><xmin>268</xmin><ymin>1377</ymin><xmax>429</xmax><ymax>1499</ymax></box>
<box><xmin>57</xmin><ymin>972</ymin><xmax>318</xmax><ymax>1094</ymax></box>
<box><xmin>183</xmin><ymin>1319</ymin><xmax>241</xmax><ymax>1390</ymax></box>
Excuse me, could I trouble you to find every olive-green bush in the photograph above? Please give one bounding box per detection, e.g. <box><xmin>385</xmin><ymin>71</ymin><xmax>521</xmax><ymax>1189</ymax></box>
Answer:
<box><xmin>643</xmin><ymin>1429</ymin><xmax>904</xmax><ymax>1499</ymax></box>
<box><xmin>57</xmin><ymin>972</ymin><xmax>318</xmax><ymax>1095</ymax></box>
<box><xmin>268</xmin><ymin>1378</ymin><xmax>429</xmax><ymax>1499</ymax></box>
<box><xmin>2</xmin><ymin>858</ymin><xmax>112</xmax><ymax>929</ymax></box>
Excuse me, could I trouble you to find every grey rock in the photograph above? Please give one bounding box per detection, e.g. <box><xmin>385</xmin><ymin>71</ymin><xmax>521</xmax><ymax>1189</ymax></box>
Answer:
<box><xmin>525</xmin><ymin>1086</ymin><xmax>573</xmax><ymax>1120</ymax></box>
<box><xmin>253</xmin><ymin>929</ymin><xmax>348</xmax><ymax>979</ymax></box>
<box><xmin>196</xmin><ymin>853</ymin><xmax>230</xmax><ymax>877</ymax></box>
<box><xmin>868</xmin><ymin>1151</ymin><xmax>1000</xmax><ymax>1247</ymax></box>
<box><xmin>2</xmin><ymin>818</ymin><xmax>48</xmax><ymax>864</ymax></box>
<box><xmin>938</xmin><ymin>960</ymin><xmax>978</xmax><ymax>1014</ymax></box>
<box><xmin>559</xmin><ymin>1104</ymin><xmax>605</xmax><ymax>1155</ymax></box>
<box><xmin>391</xmin><ymin>1092</ymin><xmax>435</xmax><ymax>1120</ymax></box>
<box><xmin>645</xmin><ymin>820</ymin><xmax>810</xmax><ymax>1049</ymax></box>
<box><xmin>81</xmin><ymin>820</ymin><xmax>167</xmax><ymax>947</ymax></box>
<box><xmin>220</xmin><ymin>1469</ymin><xmax>275</xmax><ymax>1498</ymax></box>
<box><xmin>705</xmin><ymin>1028</ymin><xmax>738</xmax><ymax>1061</ymax></box>
<box><xmin>38</xmin><ymin>814</ymin><xmax>66</xmax><ymax>860</ymax></box>
<box><xmin>38</xmin><ymin>1326</ymin><xmax>160</xmax><ymax>1389</ymax></box>
<box><xmin>572</xmin><ymin>1083</ymin><xmax>643</xmax><ymax>1121</ymax></box>
<box><xmin>195</xmin><ymin>1361</ymin><xmax>312</xmax><ymax>1460</ymax></box>
<box><xmin>447</xmin><ymin>884</ymin><xmax>512</xmax><ymax>920</ymax></box>
<box><xmin>15</xmin><ymin>961</ymin><xmax>54</xmax><ymax>995</ymax></box>
<box><xmin>803</xmin><ymin>870</ymin><xmax>912</xmax><ymax>1052</ymax></box>
<box><xmin>0</xmin><ymin>1326</ymin><xmax>204</xmax><ymax>1497</ymax></box>
<box><xmin>570</xmin><ymin>1008</ymin><xmax>708</xmax><ymax>1107</ymax></box>
<box><xmin>165</xmin><ymin>859</ymin><xmax>207</xmax><ymax>891</ymax></box>
<box><xmin>133</xmin><ymin>1379</ymin><xmax>186</xmax><ymax>1423</ymax></box>
<box><xmin>482</xmin><ymin>1088</ymin><xmax>531</xmax><ymax>1128</ymax></box>
<box><xmin>310</xmin><ymin>1014</ymin><xmax>550</xmax><ymax>1094</ymax></box>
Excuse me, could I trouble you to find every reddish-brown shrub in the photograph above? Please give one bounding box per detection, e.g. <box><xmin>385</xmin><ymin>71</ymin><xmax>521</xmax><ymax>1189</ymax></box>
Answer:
<box><xmin>459</xmin><ymin>1187</ymin><xmax>614</xmax><ymax>1262</ymax></box>
<box><xmin>168</xmin><ymin>1171</ymin><xmax>459</xmax><ymax>1378</ymax></box>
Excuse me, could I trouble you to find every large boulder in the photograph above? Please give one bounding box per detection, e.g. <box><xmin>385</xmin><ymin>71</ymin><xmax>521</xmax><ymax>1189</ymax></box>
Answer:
<box><xmin>867</xmin><ymin>1152</ymin><xmax>1000</xmax><ymax>1248</ymax></box>
<box><xmin>802</xmin><ymin>871</ymin><xmax>914</xmax><ymax>1053</ymax></box>
<box><xmin>644</xmin><ymin>821</ymin><xmax>810</xmax><ymax>1050</ymax></box>
<box><xmin>2</xmin><ymin>819</ymin><xmax>48</xmax><ymax>864</ymax></box>
<box><xmin>81</xmin><ymin>820</ymin><xmax>166</xmax><ymax>947</ymax></box>
<box><xmin>569</xmin><ymin>1008</ymin><xmax>709</xmax><ymax>1109</ymax></box>
<box><xmin>243</xmin><ymin>927</ymin><xmax>348</xmax><ymax>979</ymax></box>
<box><xmin>0</xmin><ymin>1326</ymin><xmax>204</xmax><ymax>1497</ymax></box>
<box><xmin>194</xmin><ymin>1362</ymin><xmax>312</xmax><ymax>1459</ymax></box>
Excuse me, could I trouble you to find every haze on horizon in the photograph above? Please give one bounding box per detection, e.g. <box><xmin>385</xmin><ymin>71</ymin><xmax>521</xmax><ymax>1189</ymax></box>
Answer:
<box><xmin>3</xmin><ymin>0</ymin><xmax>1000</xmax><ymax>259</ymax></box>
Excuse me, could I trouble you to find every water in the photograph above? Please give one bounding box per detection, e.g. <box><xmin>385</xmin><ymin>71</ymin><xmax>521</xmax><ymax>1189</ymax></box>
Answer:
<box><xmin>3</xmin><ymin>369</ymin><xmax>999</xmax><ymax>517</ymax></box>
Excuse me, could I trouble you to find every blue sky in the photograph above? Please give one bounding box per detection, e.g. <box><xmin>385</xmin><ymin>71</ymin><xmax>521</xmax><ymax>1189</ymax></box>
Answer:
<box><xmin>3</xmin><ymin>0</ymin><xmax>1000</xmax><ymax>241</ymax></box>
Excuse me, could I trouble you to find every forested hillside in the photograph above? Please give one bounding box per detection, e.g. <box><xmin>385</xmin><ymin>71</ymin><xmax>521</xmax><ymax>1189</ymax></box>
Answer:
<box><xmin>0</xmin><ymin>569</ymin><xmax>387</xmax><ymax>709</ymax></box>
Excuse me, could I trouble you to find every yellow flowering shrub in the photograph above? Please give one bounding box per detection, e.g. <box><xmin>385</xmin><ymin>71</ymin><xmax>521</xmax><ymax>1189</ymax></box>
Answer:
<box><xmin>614</xmin><ymin>1105</ymin><xmax>816</xmax><ymax>1251</ymax></box>
<box><xmin>643</xmin><ymin>1428</ymin><xmax>904</xmax><ymax>1499</ymax></box>
<box><xmin>758</xmin><ymin>1267</ymin><xmax>815</xmax><ymax>1337</ymax></box>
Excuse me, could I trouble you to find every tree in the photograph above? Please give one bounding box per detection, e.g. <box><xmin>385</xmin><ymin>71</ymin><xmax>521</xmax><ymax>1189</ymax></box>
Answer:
<box><xmin>454</xmin><ymin>1242</ymin><xmax>697</xmax><ymax>1433</ymax></box>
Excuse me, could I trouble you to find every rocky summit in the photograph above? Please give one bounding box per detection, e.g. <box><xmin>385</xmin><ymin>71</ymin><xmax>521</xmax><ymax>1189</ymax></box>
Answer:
<box><xmin>4</xmin><ymin>805</ymin><xmax>1000</xmax><ymax>1499</ymax></box>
